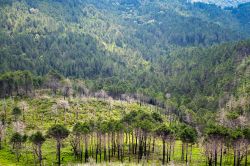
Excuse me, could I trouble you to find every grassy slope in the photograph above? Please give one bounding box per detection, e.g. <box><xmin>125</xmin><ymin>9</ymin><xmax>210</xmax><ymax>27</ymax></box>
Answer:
<box><xmin>0</xmin><ymin>92</ymin><xmax>157</xmax><ymax>165</ymax></box>
<box><xmin>0</xmin><ymin>93</ymin><xmax>249</xmax><ymax>165</ymax></box>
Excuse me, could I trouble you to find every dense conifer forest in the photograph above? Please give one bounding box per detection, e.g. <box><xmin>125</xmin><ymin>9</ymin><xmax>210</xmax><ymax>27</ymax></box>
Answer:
<box><xmin>0</xmin><ymin>0</ymin><xmax>250</xmax><ymax>165</ymax></box>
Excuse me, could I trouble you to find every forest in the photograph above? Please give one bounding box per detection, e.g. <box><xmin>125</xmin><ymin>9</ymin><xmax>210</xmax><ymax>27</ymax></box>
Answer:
<box><xmin>0</xmin><ymin>0</ymin><xmax>250</xmax><ymax>165</ymax></box>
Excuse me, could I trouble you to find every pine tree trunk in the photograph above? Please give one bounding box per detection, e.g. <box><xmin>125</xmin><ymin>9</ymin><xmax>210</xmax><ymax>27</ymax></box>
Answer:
<box><xmin>245</xmin><ymin>145</ymin><xmax>248</xmax><ymax>166</ymax></box>
<box><xmin>128</xmin><ymin>132</ymin><xmax>131</xmax><ymax>162</ymax></box>
<box><xmin>108</xmin><ymin>133</ymin><xmax>111</xmax><ymax>162</ymax></box>
<box><xmin>117</xmin><ymin>132</ymin><xmax>120</xmax><ymax>160</ymax></box>
<box><xmin>84</xmin><ymin>135</ymin><xmax>88</xmax><ymax>163</ymax></box>
<box><xmin>166</xmin><ymin>143</ymin><xmax>169</xmax><ymax>163</ymax></box>
<box><xmin>104</xmin><ymin>133</ymin><xmax>107</xmax><ymax>161</ymax></box>
<box><xmin>181</xmin><ymin>142</ymin><xmax>184</xmax><ymax>161</ymax></box>
<box><xmin>96</xmin><ymin>133</ymin><xmax>98</xmax><ymax>163</ymax></box>
<box><xmin>215</xmin><ymin>142</ymin><xmax>217</xmax><ymax>166</ymax></box>
<box><xmin>57</xmin><ymin>141</ymin><xmax>61</xmax><ymax>166</ymax></box>
<box><xmin>99</xmin><ymin>134</ymin><xmax>102</xmax><ymax>163</ymax></box>
<box><xmin>220</xmin><ymin>143</ymin><xmax>223</xmax><ymax>166</ymax></box>
<box><xmin>147</xmin><ymin>136</ymin><xmax>151</xmax><ymax>162</ymax></box>
<box><xmin>135</xmin><ymin>134</ymin><xmax>138</xmax><ymax>155</ymax></box>
<box><xmin>234</xmin><ymin>147</ymin><xmax>236</xmax><ymax>166</ymax></box>
<box><xmin>169</xmin><ymin>141</ymin><xmax>171</xmax><ymax>162</ymax></box>
<box><xmin>162</xmin><ymin>138</ymin><xmax>166</xmax><ymax>165</ymax></box>
<box><xmin>132</xmin><ymin>130</ymin><xmax>134</xmax><ymax>155</ymax></box>
<box><xmin>152</xmin><ymin>136</ymin><xmax>155</xmax><ymax>153</ymax></box>
<box><xmin>38</xmin><ymin>144</ymin><xmax>42</xmax><ymax>166</ymax></box>
<box><xmin>144</xmin><ymin>134</ymin><xmax>147</xmax><ymax>157</ymax></box>
<box><xmin>237</xmin><ymin>148</ymin><xmax>241</xmax><ymax>166</ymax></box>
<box><xmin>121</xmin><ymin>132</ymin><xmax>124</xmax><ymax>163</ymax></box>
<box><xmin>190</xmin><ymin>144</ymin><xmax>192</xmax><ymax>164</ymax></box>
<box><xmin>186</xmin><ymin>143</ymin><xmax>188</xmax><ymax>163</ymax></box>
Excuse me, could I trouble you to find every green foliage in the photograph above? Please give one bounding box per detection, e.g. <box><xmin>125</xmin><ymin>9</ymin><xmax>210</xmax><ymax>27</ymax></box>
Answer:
<box><xmin>156</xmin><ymin>124</ymin><xmax>173</xmax><ymax>139</ymax></box>
<box><xmin>29</xmin><ymin>131</ymin><xmax>46</xmax><ymax>145</ymax></box>
<box><xmin>0</xmin><ymin>0</ymin><xmax>249</xmax><ymax>107</ymax></box>
<box><xmin>73</xmin><ymin>122</ymin><xmax>90</xmax><ymax>135</ymax></box>
<box><xmin>47</xmin><ymin>124</ymin><xmax>69</xmax><ymax>140</ymax></box>
<box><xmin>12</xmin><ymin>107</ymin><xmax>21</xmax><ymax>116</ymax></box>
<box><xmin>10</xmin><ymin>133</ymin><xmax>24</xmax><ymax>144</ymax></box>
<box><xmin>0</xmin><ymin>71</ymin><xmax>34</xmax><ymax>97</ymax></box>
<box><xmin>205</xmin><ymin>125</ymin><xmax>229</xmax><ymax>139</ymax></box>
<box><xmin>179</xmin><ymin>125</ymin><xmax>197</xmax><ymax>144</ymax></box>
<box><xmin>230</xmin><ymin>128</ymin><xmax>244</xmax><ymax>141</ymax></box>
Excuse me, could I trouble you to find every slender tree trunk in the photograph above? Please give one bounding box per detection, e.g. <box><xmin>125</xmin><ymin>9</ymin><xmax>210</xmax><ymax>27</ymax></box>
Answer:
<box><xmin>84</xmin><ymin>135</ymin><xmax>89</xmax><ymax>163</ymax></box>
<box><xmin>57</xmin><ymin>141</ymin><xmax>61</xmax><ymax>166</ymax></box>
<box><xmin>135</xmin><ymin>131</ymin><xmax>138</xmax><ymax>155</ymax></box>
<box><xmin>139</xmin><ymin>133</ymin><xmax>143</xmax><ymax>161</ymax></box>
<box><xmin>162</xmin><ymin>138</ymin><xmax>166</xmax><ymax>165</ymax></box>
<box><xmin>91</xmin><ymin>133</ymin><xmax>94</xmax><ymax>158</ymax></box>
<box><xmin>220</xmin><ymin>143</ymin><xmax>223</xmax><ymax>166</ymax></box>
<box><xmin>245</xmin><ymin>145</ymin><xmax>248</xmax><ymax>166</ymax></box>
<box><xmin>186</xmin><ymin>143</ymin><xmax>188</xmax><ymax>163</ymax></box>
<box><xmin>166</xmin><ymin>142</ymin><xmax>169</xmax><ymax>163</ymax></box>
<box><xmin>147</xmin><ymin>136</ymin><xmax>151</xmax><ymax>162</ymax></box>
<box><xmin>144</xmin><ymin>134</ymin><xmax>147</xmax><ymax>157</ymax></box>
<box><xmin>99</xmin><ymin>134</ymin><xmax>102</xmax><ymax>163</ymax></box>
<box><xmin>181</xmin><ymin>142</ymin><xmax>184</xmax><ymax>161</ymax></box>
<box><xmin>132</xmin><ymin>130</ymin><xmax>134</xmax><ymax>155</ymax></box>
<box><xmin>38</xmin><ymin>144</ymin><xmax>42</xmax><ymax>166</ymax></box>
<box><xmin>126</xmin><ymin>132</ymin><xmax>128</xmax><ymax>144</ymax></box>
<box><xmin>104</xmin><ymin>133</ymin><xmax>107</xmax><ymax>162</ymax></box>
<box><xmin>172</xmin><ymin>140</ymin><xmax>175</xmax><ymax>157</ymax></box>
<box><xmin>117</xmin><ymin>132</ymin><xmax>120</xmax><ymax>161</ymax></box>
<box><xmin>190</xmin><ymin>144</ymin><xmax>192</xmax><ymax>163</ymax></box>
<box><xmin>237</xmin><ymin>147</ymin><xmax>241</xmax><ymax>166</ymax></box>
<box><xmin>169</xmin><ymin>141</ymin><xmax>171</xmax><ymax>162</ymax></box>
<box><xmin>234</xmin><ymin>147</ymin><xmax>236</xmax><ymax>166</ymax></box>
<box><xmin>215</xmin><ymin>142</ymin><xmax>218</xmax><ymax>166</ymax></box>
<box><xmin>121</xmin><ymin>132</ymin><xmax>124</xmax><ymax>163</ymax></box>
<box><xmin>128</xmin><ymin>132</ymin><xmax>131</xmax><ymax>162</ymax></box>
<box><xmin>96</xmin><ymin>133</ymin><xmax>98</xmax><ymax>163</ymax></box>
<box><xmin>152</xmin><ymin>136</ymin><xmax>155</xmax><ymax>153</ymax></box>
<box><xmin>108</xmin><ymin>133</ymin><xmax>111</xmax><ymax>162</ymax></box>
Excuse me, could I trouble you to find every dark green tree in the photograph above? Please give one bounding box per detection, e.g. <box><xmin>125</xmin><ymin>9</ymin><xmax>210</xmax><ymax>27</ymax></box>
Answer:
<box><xmin>205</xmin><ymin>125</ymin><xmax>229</xmax><ymax>166</ymax></box>
<box><xmin>179</xmin><ymin>125</ymin><xmax>197</xmax><ymax>164</ymax></box>
<box><xmin>10</xmin><ymin>132</ymin><xmax>27</xmax><ymax>162</ymax></box>
<box><xmin>47</xmin><ymin>124</ymin><xmax>69</xmax><ymax>166</ymax></box>
<box><xmin>12</xmin><ymin>107</ymin><xmax>21</xmax><ymax>121</ymax></box>
<box><xmin>29</xmin><ymin>131</ymin><xmax>46</xmax><ymax>166</ymax></box>
<box><xmin>156</xmin><ymin>124</ymin><xmax>174</xmax><ymax>165</ymax></box>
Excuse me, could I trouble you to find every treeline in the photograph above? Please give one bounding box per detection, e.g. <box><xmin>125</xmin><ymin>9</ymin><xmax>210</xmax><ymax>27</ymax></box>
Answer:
<box><xmin>0</xmin><ymin>71</ymin><xmax>88</xmax><ymax>98</ymax></box>
<box><xmin>0</xmin><ymin>71</ymin><xmax>165</xmax><ymax>108</ymax></box>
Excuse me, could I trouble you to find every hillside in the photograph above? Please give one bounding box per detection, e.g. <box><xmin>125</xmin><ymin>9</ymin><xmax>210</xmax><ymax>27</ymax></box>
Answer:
<box><xmin>0</xmin><ymin>89</ymin><xmax>248</xmax><ymax>166</ymax></box>
<box><xmin>0</xmin><ymin>0</ymin><xmax>250</xmax><ymax>100</ymax></box>
<box><xmin>0</xmin><ymin>0</ymin><xmax>250</xmax><ymax>165</ymax></box>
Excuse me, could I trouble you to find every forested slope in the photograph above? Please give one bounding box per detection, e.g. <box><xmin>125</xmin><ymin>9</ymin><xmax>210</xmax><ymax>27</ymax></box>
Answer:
<box><xmin>0</xmin><ymin>0</ymin><xmax>250</xmax><ymax>110</ymax></box>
